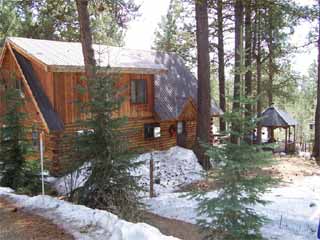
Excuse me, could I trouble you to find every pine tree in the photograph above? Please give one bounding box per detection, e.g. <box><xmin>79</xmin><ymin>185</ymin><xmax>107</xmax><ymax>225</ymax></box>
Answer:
<box><xmin>193</xmin><ymin>101</ymin><xmax>278</xmax><ymax>240</ymax></box>
<box><xmin>74</xmin><ymin>71</ymin><xmax>142</xmax><ymax>220</ymax></box>
<box><xmin>231</xmin><ymin>0</ymin><xmax>244</xmax><ymax>144</ymax></box>
<box><xmin>194</xmin><ymin>0</ymin><xmax>212</xmax><ymax>169</ymax></box>
<box><xmin>153</xmin><ymin>0</ymin><xmax>196</xmax><ymax>69</ymax></box>
<box><xmin>74</xmin><ymin>0</ymin><xmax>141</xmax><ymax>220</ymax></box>
<box><xmin>0</xmin><ymin>79</ymin><xmax>31</xmax><ymax>189</ymax></box>
<box><xmin>313</xmin><ymin>0</ymin><xmax>320</xmax><ymax>162</ymax></box>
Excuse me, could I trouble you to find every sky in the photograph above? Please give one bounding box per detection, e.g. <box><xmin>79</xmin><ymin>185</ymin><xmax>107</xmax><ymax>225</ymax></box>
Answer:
<box><xmin>125</xmin><ymin>0</ymin><xmax>171</xmax><ymax>50</ymax></box>
<box><xmin>125</xmin><ymin>0</ymin><xmax>317</xmax><ymax>75</ymax></box>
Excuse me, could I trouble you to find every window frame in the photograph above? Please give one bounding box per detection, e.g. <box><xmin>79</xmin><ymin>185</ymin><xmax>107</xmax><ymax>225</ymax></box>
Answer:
<box><xmin>32</xmin><ymin>128</ymin><xmax>39</xmax><ymax>151</ymax></box>
<box><xmin>130</xmin><ymin>79</ymin><xmax>147</xmax><ymax>105</ymax></box>
<box><xmin>144</xmin><ymin>123</ymin><xmax>161</xmax><ymax>140</ymax></box>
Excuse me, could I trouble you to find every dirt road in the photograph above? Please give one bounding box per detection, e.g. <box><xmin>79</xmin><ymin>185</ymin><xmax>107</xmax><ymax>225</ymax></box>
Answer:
<box><xmin>0</xmin><ymin>197</ymin><xmax>73</xmax><ymax>240</ymax></box>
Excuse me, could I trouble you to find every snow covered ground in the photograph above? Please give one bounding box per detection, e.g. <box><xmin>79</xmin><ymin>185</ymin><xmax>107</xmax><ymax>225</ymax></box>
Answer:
<box><xmin>132</xmin><ymin>146</ymin><xmax>203</xmax><ymax>195</ymax></box>
<box><xmin>0</xmin><ymin>187</ymin><xmax>179</xmax><ymax>240</ymax></box>
<box><xmin>54</xmin><ymin>146</ymin><xmax>203</xmax><ymax>196</ymax></box>
<box><xmin>35</xmin><ymin>146</ymin><xmax>320</xmax><ymax>239</ymax></box>
<box><xmin>54</xmin><ymin>162</ymin><xmax>91</xmax><ymax>195</ymax></box>
<box><xmin>145</xmin><ymin>176</ymin><xmax>320</xmax><ymax>240</ymax></box>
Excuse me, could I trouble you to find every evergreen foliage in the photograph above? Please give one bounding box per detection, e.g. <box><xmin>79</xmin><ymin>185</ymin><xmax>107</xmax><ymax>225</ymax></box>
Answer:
<box><xmin>0</xmin><ymin>0</ymin><xmax>127</xmax><ymax>47</ymax></box>
<box><xmin>74</xmin><ymin>69</ymin><xmax>142</xmax><ymax>221</ymax></box>
<box><xmin>192</xmin><ymin>100</ymin><xmax>279</xmax><ymax>240</ymax></box>
<box><xmin>0</xmin><ymin>77</ymin><xmax>40</xmax><ymax>194</ymax></box>
<box><xmin>153</xmin><ymin>0</ymin><xmax>196</xmax><ymax>69</ymax></box>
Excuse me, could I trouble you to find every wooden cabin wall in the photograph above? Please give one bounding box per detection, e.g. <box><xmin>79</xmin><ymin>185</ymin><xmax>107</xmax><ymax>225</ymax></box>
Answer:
<box><xmin>52</xmin><ymin>72</ymin><xmax>155</xmax><ymax>124</ymax></box>
<box><xmin>185</xmin><ymin>120</ymin><xmax>196</xmax><ymax>149</ymax></box>
<box><xmin>178</xmin><ymin>100</ymin><xmax>197</xmax><ymax>121</ymax></box>
<box><xmin>0</xmin><ymin>48</ymin><xmax>53</xmax><ymax>163</ymax></box>
<box><xmin>125</xmin><ymin>118</ymin><xmax>177</xmax><ymax>152</ymax></box>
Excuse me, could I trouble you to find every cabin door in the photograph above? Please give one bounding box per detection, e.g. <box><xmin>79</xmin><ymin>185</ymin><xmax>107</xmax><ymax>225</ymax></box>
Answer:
<box><xmin>177</xmin><ymin>121</ymin><xmax>187</xmax><ymax>148</ymax></box>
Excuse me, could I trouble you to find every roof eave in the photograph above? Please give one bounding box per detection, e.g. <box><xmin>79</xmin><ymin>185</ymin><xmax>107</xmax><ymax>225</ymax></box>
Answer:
<box><xmin>48</xmin><ymin>65</ymin><xmax>168</xmax><ymax>75</ymax></box>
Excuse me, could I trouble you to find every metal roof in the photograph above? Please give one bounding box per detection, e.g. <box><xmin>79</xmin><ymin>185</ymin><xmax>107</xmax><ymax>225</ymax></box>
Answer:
<box><xmin>259</xmin><ymin>106</ymin><xmax>298</xmax><ymax>127</ymax></box>
<box><xmin>6</xmin><ymin>37</ymin><xmax>222</xmax><ymax>121</ymax></box>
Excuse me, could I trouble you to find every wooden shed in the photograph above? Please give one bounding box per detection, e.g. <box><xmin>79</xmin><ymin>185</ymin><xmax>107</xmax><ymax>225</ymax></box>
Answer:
<box><xmin>0</xmin><ymin>37</ymin><xmax>222</xmax><ymax>174</ymax></box>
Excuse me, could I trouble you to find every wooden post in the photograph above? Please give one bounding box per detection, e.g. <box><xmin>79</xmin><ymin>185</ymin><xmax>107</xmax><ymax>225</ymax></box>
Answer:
<box><xmin>289</xmin><ymin>126</ymin><xmax>291</xmax><ymax>142</ymax></box>
<box><xmin>293</xmin><ymin>126</ymin><xmax>296</xmax><ymax>153</ymax></box>
<box><xmin>40</xmin><ymin>132</ymin><xmax>45</xmax><ymax>195</ymax></box>
<box><xmin>150</xmin><ymin>152</ymin><xmax>154</xmax><ymax>198</ymax></box>
<box><xmin>285</xmin><ymin>127</ymin><xmax>288</xmax><ymax>154</ymax></box>
<box><xmin>270</xmin><ymin>126</ymin><xmax>274</xmax><ymax>141</ymax></box>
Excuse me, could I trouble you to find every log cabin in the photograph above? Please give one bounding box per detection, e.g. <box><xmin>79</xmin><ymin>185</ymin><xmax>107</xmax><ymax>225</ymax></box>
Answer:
<box><xmin>0</xmin><ymin>37</ymin><xmax>222</xmax><ymax>174</ymax></box>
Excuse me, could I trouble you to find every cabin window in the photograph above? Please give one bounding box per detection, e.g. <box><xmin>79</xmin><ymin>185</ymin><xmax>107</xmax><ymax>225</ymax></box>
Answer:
<box><xmin>144</xmin><ymin>123</ymin><xmax>161</xmax><ymax>139</ymax></box>
<box><xmin>32</xmin><ymin>128</ymin><xmax>39</xmax><ymax>150</ymax></box>
<box><xmin>131</xmin><ymin>79</ymin><xmax>147</xmax><ymax>104</ymax></box>
<box><xmin>15</xmin><ymin>79</ymin><xmax>25</xmax><ymax>98</ymax></box>
<box><xmin>15</xmin><ymin>78</ymin><xmax>21</xmax><ymax>90</ymax></box>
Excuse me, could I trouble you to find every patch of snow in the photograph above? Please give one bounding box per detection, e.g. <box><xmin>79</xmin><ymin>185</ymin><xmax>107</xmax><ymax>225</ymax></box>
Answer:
<box><xmin>54</xmin><ymin>162</ymin><xmax>91</xmax><ymax>195</ymax></box>
<box><xmin>298</xmin><ymin>151</ymin><xmax>312</xmax><ymax>159</ymax></box>
<box><xmin>0</xmin><ymin>189</ymin><xmax>180</xmax><ymax>240</ymax></box>
<box><xmin>0</xmin><ymin>187</ymin><xmax>14</xmax><ymax>193</ymax></box>
<box><xmin>54</xmin><ymin>146</ymin><xmax>203</xmax><ymax>196</ymax></box>
<box><xmin>132</xmin><ymin>146</ymin><xmax>204</xmax><ymax>195</ymax></box>
<box><xmin>145</xmin><ymin>176</ymin><xmax>320</xmax><ymax>240</ymax></box>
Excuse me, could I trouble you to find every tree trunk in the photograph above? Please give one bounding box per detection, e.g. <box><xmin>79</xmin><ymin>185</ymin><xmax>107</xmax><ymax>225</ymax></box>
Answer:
<box><xmin>313</xmin><ymin>0</ymin><xmax>320</xmax><ymax>162</ymax></box>
<box><xmin>231</xmin><ymin>0</ymin><xmax>244</xmax><ymax>144</ymax></box>
<box><xmin>217</xmin><ymin>0</ymin><xmax>226</xmax><ymax>132</ymax></box>
<box><xmin>255</xmin><ymin>0</ymin><xmax>262</xmax><ymax>144</ymax></box>
<box><xmin>75</xmin><ymin>0</ymin><xmax>96</xmax><ymax>80</ymax></box>
<box><xmin>244</xmin><ymin>0</ymin><xmax>252</xmax><ymax>117</ymax></box>
<box><xmin>194</xmin><ymin>0</ymin><xmax>211</xmax><ymax>169</ymax></box>
<box><xmin>267</xmin><ymin>7</ymin><xmax>274</xmax><ymax>139</ymax></box>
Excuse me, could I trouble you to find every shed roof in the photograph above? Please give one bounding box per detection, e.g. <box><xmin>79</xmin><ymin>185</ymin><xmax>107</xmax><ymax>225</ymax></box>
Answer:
<box><xmin>5</xmin><ymin>37</ymin><xmax>222</xmax><ymax>121</ymax></box>
<box><xmin>259</xmin><ymin>106</ymin><xmax>298</xmax><ymax>127</ymax></box>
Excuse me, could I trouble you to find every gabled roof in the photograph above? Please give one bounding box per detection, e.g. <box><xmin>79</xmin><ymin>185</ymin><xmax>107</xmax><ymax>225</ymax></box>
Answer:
<box><xmin>7</xmin><ymin>37</ymin><xmax>166</xmax><ymax>74</ymax></box>
<box><xmin>153</xmin><ymin>52</ymin><xmax>222</xmax><ymax>119</ymax></box>
<box><xmin>260</xmin><ymin>106</ymin><xmax>298</xmax><ymax>127</ymax></box>
<box><xmin>4</xmin><ymin>37</ymin><xmax>222</xmax><ymax>121</ymax></box>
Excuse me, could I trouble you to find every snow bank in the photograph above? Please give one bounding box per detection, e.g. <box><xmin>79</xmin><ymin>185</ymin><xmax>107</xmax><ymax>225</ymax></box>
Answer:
<box><xmin>132</xmin><ymin>146</ymin><xmax>203</xmax><ymax>195</ymax></box>
<box><xmin>54</xmin><ymin>146</ymin><xmax>203</xmax><ymax>196</ymax></box>
<box><xmin>54</xmin><ymin>162</ymin><xmax>91</xmax><ymax>195</ymax></box>
<box><xmin>0</xmin><ymin>188</ymin><xmax>180</xmax><ymax>240</ymax></box>
<box><xmin>298</xmin><ymin>151</ymin><xmax>312</xmax><ymax>159</ymax></box>
<box><xmin>145</xmin><ymin>176</ymin><xmax>320</xmax><ymax>240</ymax></box>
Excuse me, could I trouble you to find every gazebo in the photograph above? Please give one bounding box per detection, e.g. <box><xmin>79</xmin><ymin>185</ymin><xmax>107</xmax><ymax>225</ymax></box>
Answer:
<box><xmin>259</xmin><ymin>105</ymin><xmax>298</xmax><ymax>153</ymax></box>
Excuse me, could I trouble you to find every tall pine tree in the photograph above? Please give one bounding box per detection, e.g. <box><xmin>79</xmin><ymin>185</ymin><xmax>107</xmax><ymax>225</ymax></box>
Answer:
<box><xmin>74</xmin><ymin>0</ymin><xmax>141</xmax><ymax>220</ymax></box>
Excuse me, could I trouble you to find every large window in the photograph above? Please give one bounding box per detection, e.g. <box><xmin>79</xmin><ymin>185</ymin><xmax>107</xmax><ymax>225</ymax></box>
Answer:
<box><xmin>131</xmin><ymin>79</ymin><xmax>147</xmax><ymax>104</ymax></box>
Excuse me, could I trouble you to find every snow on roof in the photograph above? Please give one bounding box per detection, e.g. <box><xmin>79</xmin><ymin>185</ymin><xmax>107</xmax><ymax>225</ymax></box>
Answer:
<box><xmin>7</xmin><ymin>37</ymin><xmax>167</xmax><ymax>73</ymax></box>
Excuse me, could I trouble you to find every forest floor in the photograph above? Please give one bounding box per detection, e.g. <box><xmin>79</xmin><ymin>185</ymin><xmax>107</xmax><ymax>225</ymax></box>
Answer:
<box><xmin>140</xmin><ymin>211</ymin><xmax>205</xmax><ymax>240</ymax></box>
<box><xmin>180</xmin><ymin>154</ymin><xmax>320</xmax><ymax>192</ymax></box>
<box><xmin>269</xmin><ymin>154</ymin><xmax>320</xmax><ymax>183</ymax></box>
<box><xmin>143</xmin><ymin>154</ymin><xmax>320</xmax><ymax>240</ymax></box>
<box><xmin>0</xmin><ymin>197</ymin><xmax>74</xmax><ymax>240</ymax></box>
